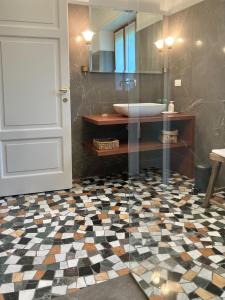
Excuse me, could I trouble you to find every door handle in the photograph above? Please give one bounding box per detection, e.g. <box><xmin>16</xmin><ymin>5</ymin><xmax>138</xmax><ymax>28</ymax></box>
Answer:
<box><xmin>59</xmin><ymin>88</ymin><xmax>69</xmax><ymax>93</ymax></box>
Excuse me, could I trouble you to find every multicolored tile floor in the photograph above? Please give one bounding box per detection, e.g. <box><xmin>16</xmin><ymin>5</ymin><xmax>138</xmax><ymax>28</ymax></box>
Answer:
<box><xmin>129</xmin><ymin>171</ymin><xmax>225</xmax><ymax>300</ymax></box>
<box><xmin>0</xmin><ymin>169</ymin><xmax>224</xmax><ymax>300</ymax></box>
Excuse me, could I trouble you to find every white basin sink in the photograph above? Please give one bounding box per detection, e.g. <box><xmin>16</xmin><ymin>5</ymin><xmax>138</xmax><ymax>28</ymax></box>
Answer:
<box><xmin>113</xmin><ymin>103</ymin><xmax>166</xmax><ymax>117</ymax></box>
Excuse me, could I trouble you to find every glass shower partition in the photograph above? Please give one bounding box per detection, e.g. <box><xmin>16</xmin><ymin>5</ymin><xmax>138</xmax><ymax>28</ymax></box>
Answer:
<box><xmin>127</xmin><ymin>7</ymin><xmax>171</xmax><ymax>298</ymax></box>
<box><xmin>127</xmin><ymin>5</ymin><xmax>196</xmax><ymax>298</ymax></box>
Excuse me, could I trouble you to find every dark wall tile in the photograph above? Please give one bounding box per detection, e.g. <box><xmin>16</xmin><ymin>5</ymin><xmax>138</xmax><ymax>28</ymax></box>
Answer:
<box><xmin>168</xmin><ymin>0</ymin><xmax>225</xmax><ymax>183</ymax></box>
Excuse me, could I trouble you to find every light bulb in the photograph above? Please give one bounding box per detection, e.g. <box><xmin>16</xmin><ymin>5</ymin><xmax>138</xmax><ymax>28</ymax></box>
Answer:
<box><xmin>165</xmin><ymin>36</ymin><xmax>175</xmax><ymax>49</ymax></box>
<box><xmin>154</xmin><ymin>39</ymin><xmax>164</xmax><ymax>51</ymax></box>
<box><xmin>82</xmin><ymin>30</ymin><xmax>95</xmax><ymax>44</ymax></box>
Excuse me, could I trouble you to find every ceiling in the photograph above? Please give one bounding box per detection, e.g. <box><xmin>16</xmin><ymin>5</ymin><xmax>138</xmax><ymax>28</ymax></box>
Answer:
<box><xmin>68</xmin><ymin>0</ymin><xmax>204</xmax><ymax>14</ymax></box>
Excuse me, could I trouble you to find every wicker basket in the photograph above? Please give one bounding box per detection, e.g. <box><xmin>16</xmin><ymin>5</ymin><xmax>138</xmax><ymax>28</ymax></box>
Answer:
<box><xmin>93</xmin><ymin>138</ymin><xmax>119</xmax><ymax>150</ymax></box>
<box><xmin>160</xmin><ymin>130</ymin><xmax>178</xmax><ymax>144</ymax></box>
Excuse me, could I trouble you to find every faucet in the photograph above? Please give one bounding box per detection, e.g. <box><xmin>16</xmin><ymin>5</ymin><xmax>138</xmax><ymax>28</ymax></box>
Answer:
<box><xmin>120</xmin><ymin>79</ymin><xmax>137</xmax><ymax>87</ymax></box>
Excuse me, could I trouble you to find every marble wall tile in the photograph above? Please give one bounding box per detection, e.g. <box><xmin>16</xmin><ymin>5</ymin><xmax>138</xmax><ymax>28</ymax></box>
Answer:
<box><xmin>168</xmin><ymin>0</ymin><xmax>225</xmax><ymax>183</ymax></box>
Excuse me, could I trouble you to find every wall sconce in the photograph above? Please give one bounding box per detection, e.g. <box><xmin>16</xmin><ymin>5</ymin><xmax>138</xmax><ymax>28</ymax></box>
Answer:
<box><xmin>165</xmin><ymin>36</ymin><xmax>175</xmax><ymax>49</ymax></box>
<box><xmin>154</xmin><ymin>36</ymin><xmax>175</xmax><ymax>51</ymax></box>
<box><xmin>154</xmin><ymin>39</ymin><xmax>164</xmax><ymax>52</ymax></box>
<box><xmin>80</xmin><ymin>30</ymin><xmax>94</xmax><ymax>76</ymax></box>
<box><xmin>82</xmin><ymin>30</ymin><xmax>95</xmax><ymax>45</ymax></box>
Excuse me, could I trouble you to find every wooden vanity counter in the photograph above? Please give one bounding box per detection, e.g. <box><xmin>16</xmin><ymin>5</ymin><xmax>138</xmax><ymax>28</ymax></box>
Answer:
<box><xmin>83</xmin><ymin>113</ymin><xmax>194</xmax><ymax>125</ymax></box>
<box><xmin>83</xmin><ymin>113</ymin><xmax>195</xmax><ymax>178</ymax></box>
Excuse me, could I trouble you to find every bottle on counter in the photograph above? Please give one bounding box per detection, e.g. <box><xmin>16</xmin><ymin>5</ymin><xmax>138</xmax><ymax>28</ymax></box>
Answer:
<box><xmin>168</xmin><ymin>101</ymin><xmax>175</xmax><ymax>113</ymax></box>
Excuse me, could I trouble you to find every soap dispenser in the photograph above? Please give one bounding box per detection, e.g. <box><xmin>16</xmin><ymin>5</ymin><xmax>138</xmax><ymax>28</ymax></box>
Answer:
<box><xmin>168</xmin><ymin>101</ymin><xmax>175</xmax><ymax>113</ymax></box>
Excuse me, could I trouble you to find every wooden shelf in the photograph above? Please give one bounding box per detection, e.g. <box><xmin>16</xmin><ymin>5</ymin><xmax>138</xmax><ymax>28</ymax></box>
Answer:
<box><xmin>84</xmin><ymin>141</ymin><xmax>189</xmax><ymax>157</ymax></box>
<box><xmin>83</xmin><ymin>113</ymin><xmax>195</xmax><ymax>126</ymax></box>
<box><xmin>82</xmin><ymin>112</ymin><xmax>195</xmax><ymax>178</ymax></box>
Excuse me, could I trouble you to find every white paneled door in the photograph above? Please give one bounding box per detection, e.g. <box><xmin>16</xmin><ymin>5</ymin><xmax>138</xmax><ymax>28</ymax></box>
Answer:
<box><xmin>0</xmin><ymin>0</ymin><xmax>72</xmax><ymax>196</ymax></box>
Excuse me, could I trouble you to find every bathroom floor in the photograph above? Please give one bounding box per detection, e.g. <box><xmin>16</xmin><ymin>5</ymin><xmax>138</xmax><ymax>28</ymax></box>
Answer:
<box><xmin>56</xmin><ymin>275</ymin><xmax>147</xmax><ymax>300</ymax></box>
<box><xmin>0</xmin><ymin>170</ymin><xmax>225</xmax><ymax>300</ymax></box>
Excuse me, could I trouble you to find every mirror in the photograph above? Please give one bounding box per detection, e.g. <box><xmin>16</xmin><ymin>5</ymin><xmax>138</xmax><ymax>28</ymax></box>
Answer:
<box><xmin>89</xmin><ymin>6</ymin><xmax>164</xmax><ymax>74</ymax></box>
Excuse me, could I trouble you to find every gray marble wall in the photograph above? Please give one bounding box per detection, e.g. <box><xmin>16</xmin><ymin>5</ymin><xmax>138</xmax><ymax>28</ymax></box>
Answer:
<box><xmin>136</xmin><ymin>20</ymin><xmax>163</xmax><ymax>73</ymax></box>
<box><xmin>168</xmin><ymin>0</ymin><xmax>225</xmax><ymax>182</ymax></box>
<box><xmin>69</xmin><ymin>4</ymin><xmax>163</xmax><ymax>178</ymax></box>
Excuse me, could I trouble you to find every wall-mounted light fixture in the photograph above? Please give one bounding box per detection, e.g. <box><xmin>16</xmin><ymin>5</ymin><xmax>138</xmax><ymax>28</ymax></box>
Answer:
<box><xmin>154</xmin><ymin>39</ymin><xmax>164</xmax><ymax>52</ymax></box>
<box><xmin>164</xmin><ymin>36</ymin><xmax>175</xmax><ymax>49</ymax></box>
<box><xmin>82</xmin><ymin>30</ymin><xmax>95</xmax><ymax>45</ymax></box>
<box><xmin>154</xmin><ymin>36</ymin><xmax>175</xmax><ymax>51</ymax></box>
<box><xmin>80</xmin><ymin>30</ymin><xmax>95</xmax><ymax>76</ymax></box>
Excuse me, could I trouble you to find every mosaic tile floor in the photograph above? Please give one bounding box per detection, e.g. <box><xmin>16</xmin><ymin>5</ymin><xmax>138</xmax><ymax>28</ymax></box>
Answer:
<box><xmin>0</xmin><ymin>169</ymin><xmax>224</xmax><ymax>300</ymax></box>
<box><xmin>128</xmin><ymin>171</ymin><xmax>225</xmax><ymax>300</ymax></box>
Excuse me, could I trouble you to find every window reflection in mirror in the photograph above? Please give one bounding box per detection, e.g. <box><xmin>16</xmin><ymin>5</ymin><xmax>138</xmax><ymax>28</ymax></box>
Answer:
<box><xmin>115</xmin><ymin>22</ymin><xmax>136</xmax><ymax>73</ymax></box>
<box><xmin>89</xmin><ymin>6</ymin><xmax>164</xmax><ymax>74</ymax></box>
